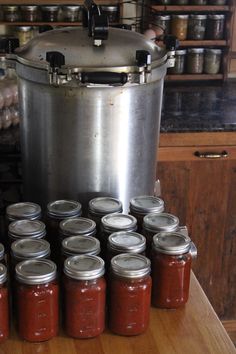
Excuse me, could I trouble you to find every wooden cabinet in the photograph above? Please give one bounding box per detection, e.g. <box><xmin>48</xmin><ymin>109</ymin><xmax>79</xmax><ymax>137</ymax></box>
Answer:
<box><xmin>157</xmin><ymin>132</ymin><xmax>236</xmax><ymax>320</ymax></box>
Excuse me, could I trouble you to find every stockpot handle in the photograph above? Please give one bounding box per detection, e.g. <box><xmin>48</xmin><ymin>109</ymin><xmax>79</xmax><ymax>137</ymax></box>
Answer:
<box><xmin>190</xmin><ymin>242</ymin><xmax>197</xmax><ymax>259</ymax></box>
<box><xmin>81</xmin><ymin>71</ymin><xmax>128</xmax><ymax>85</ymax></box>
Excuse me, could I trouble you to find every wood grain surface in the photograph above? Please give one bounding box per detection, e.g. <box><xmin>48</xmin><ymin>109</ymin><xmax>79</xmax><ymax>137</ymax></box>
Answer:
<box><xmin>0</xmin><ymin>273</ymin><xmax>235</xmax><ymax>354</ymax></box>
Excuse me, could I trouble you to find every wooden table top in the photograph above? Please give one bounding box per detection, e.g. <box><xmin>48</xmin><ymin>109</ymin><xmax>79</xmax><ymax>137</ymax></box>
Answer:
<box><xmin>1</xmin><ymin>273</ymin><xmax>235</xmax><ymax>354</ymax></box>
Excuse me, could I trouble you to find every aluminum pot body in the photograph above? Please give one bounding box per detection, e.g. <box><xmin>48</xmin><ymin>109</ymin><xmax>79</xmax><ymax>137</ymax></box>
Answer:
<box><xmin>19</xmin><ymin>76</ymin><xmax>164</xmax><ymax>212</ymax></box>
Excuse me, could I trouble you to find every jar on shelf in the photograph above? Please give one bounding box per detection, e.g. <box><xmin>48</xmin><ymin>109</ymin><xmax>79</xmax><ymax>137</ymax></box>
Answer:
<box><xmin>168</xmin><ymin>49</ymin><xmax>187</xmax><ymax>74</ymax></box>
<box><xmin>6</xmin><ymin>202</ymin><xmax>42</xmax><ymax>222</ymax></box>
<box><xmin>206</xmin><ymin>14</ymin><xmax>225</xmax><ymax>40</ymax></box>
<box><xmin>107</xmin><ymin>231</ymin><xmax>146</xmax><ymax>264</ymax></box>
<box><xmin>129</xmin><ymin>195</ymin><xmax>164</xmax><ymax>233</ymax></box>
<box><xmin>59</xmin><ymin>217</ymin><xmax>96</xmax><ymax>241</ymax></box>
<box><xmin>0</xmin><ymin>264</ymin><xmax>9</xmax><ymax>343</ymax></box>
<box><xmin>100</xmin><ymin>5</ymin><xmax>119</xmax><ymax>23</ymax></box>
<box><xmin>88</xmin><ymin>197</ymin><xmax>123</xmax><ymax>229</ymax></box>
<box><xmin>2</xmin><ymin>5</ymin><xmax>20</xmax><ymax>22</ymax></box>
<box><xmin>100</xmin><ymin>213</ymin><xmax>137</xmax><ymax>257</ymax></box>
<box><xmin>63</xmin><ymin>255</ymin><xmax>106</xmax><ymax>338</ymax></box>
<box><xmin>208</xmin><ymin>0</ymin><xmax>226</xmax><ymax>4</ymax></box>
<box><xmin>152</xmin><ymin>15</ymin><xmax>171</xmax><ymax>35</ymax></box>
<box><xmin>204</xmin><ymin>48</ymin><xmax>222</xmax><ymax>74</ymax></box>
<box><xmin>171</xmin><ymin>15</ymin><xmax>189</xmax><ymax>40</ymax></box>
<box><xmin>11</xmin><ymin>238</ymin><xmax>51</xmax><ymax>266</ymax></box>
<box><xmin>188</xmin><ymin>14</ymin><xmax>207</xmax><ymax>40</ymax></box>
<box><xmin>15</xmin><ymin>259</ymin><xmax>58</xmax><ymax>342</ymax></box>
<box><xmin>62</xmin><ymin>235</ymin><xmax>101</xmax><ymax>262</ymax></box>
<box><xmin>143</xmin><ymin>212</ymin><xmax>187</xmax><ymax>256</ymax></box>
<box><xmin>151</xmin><ymin>231</ymin><xmax>197</xmax><ymax>308</ymax></box>
<box><xmin>8</xmin><ymin>220</ymin><xmax>46</xmax><ymax>245</ymax></box>
<box><xmin>109</xmin><ymin>254</ymin><xmax>151</xmax><ymax>336</ymax></box>
<box><xmin>174</xmin><ymin>0</ymin><xmax>188</xmax><ymax>4</ymax></box>
<box><xmin>190</xmin><ymin>0</ymin><xmax>207</xmax><ymax>4</ymax></box>
<box><xmin>187</xmin><ymin>48</ymin><xmax>204</xmax><ymax>74</ymax></box>
<box><xmin>157</xmin><ymin>0</ymin><xmax>171</xmax><ymax>4</ymax></box>
<box><xmin>15</xmin><ymin>27</ymin><xmax>34</xmax><ymax>46</ymax></box>
<box><xmin>61</xmin><ymin>5</ymin><xmax>81</xmax><ymax>22</ymax></box>
<box><xmin>41</xmin><ymin>5</ymin><xmax>59</xmax><ymax>22</ymax></box>
<box><xmin>20</xmin><ymin>5</ymin><xmax>39</xmax><ymax>22</ymax></box>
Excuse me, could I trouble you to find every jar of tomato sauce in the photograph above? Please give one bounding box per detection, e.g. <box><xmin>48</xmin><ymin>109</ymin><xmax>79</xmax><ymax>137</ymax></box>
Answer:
<box><xmin>61</xmin><ymin>235</ymin><xmax>101</xmax><ymax>262</ymax></box>
<box><xmin>15</xmin><ymin>259</ymin><xmax>59</xmax><ymax>342</ymax></box>
<box><xmin>129</xmin><ymin>195</ymin><xmax>164</xmax><ymax>233</ymax></box>
<box><xmin>107</xmin><ymin>231</ymin><xmax>146</xmax><ymax>265</ymax></box>
<box><xmin>46</xmin><ymin>200</ymin><xmax>82</xmax><ymax>261</ymax></box>
<box><xmin>151</xmin><ymin>231</ymin><xmax>197</xmax><ymax>309</ymax></box>
<box><xmin>88</xmin><ymin>197</ymin><xmax>123</xmax><ymax>229</ymax></box>
<box><xmin>0</xmin><ymin>243</ymin><xmax>6</xmax><ymax>266</ymax></box>
<box><xmin>63</xmin><ymin>255</ymin><xmax>106</xmax><ymax>338</ymax></box>
<box><xmin>109</xmin><ymin>253</ymin><xmax>151</xmax><ymax>336</ymax></box>
<box><xmin>0</xmin><ymin>264</ymin><xmax>9</xmax><ymax>343</ymax></box>
<box><xmin>100</xmin><ymin>213</ymin><xmax>137</xmax><ymax>257</ymax></box>
<box><xmin>59</xmin><ymin>217</ymin><xmax>96</xmax><ymax>240</ymax></box>
<box><xmin>143</xmin><ymin>212</ymin><xmax>187</xmax><ymax>257</ymax></box>
<box><xmin>8</xmin><ymin>219</ymin><xmax>46</xmax><ymax>245</ymax></box>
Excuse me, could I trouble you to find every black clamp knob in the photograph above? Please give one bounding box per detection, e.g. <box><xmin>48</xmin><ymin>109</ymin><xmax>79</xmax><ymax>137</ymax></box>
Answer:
<box><xmin>92</xmin><ymin>14</ymin><xmax>108</xmax><ymax>41</ymax></box>
<box><xmin>163</xmin><ymin>35</ymin><xmax>179</xmax><ymax>51</ymax></box>
<box><xmin>4</xmin><ymin>38</ymin><xmax>19</xmax><ymax>54</ymax></box>
<box><xmin>136</xmin><ymin>50</ymin><xmax>151</xmax><ymax>67</ymax></box>
<box><xmin>46</xmin><ymin>51</ymin><xmax>65</xmax><ymax>69</ymax></box>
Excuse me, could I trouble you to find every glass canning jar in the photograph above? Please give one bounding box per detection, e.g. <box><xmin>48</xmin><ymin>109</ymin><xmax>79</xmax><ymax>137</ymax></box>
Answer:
<box><xmin>151</xmin><ymin>231</ymin><xmax>197</xmax><ymax>308</ymax></box>
<box><xmin>63</xmin><ymin>255</ymin><xmax>106</xmax><ymax>338</ymax></box>
<box><xmin>0</xmin><ymin>264</ymin><xmax>9</xmax><ymax>343</ymax></box>
<box><xmin>204</xmin><ymin>48</ymin><xmax>222</xmax><ymax>74</ymax></box>
<box><xmin>107</xmin><ymin>231</ymin><xmax>146</xmax><ymax>264</ymax></box>
<box><xmin>15</xmin><ymin>26</ymin><xmax>34</xmax><ymax>46</ymax></box>
<box><xmin>206</xmin><ymin>14</ymin><xmax>225</xmax><ymax>40</ymax></box>
<box><xmin>6</xmin><ymin>202</ymin><xmax>42</xmax><ymax>222</ymax></box>
<box><xmin>41</xmin><ymin>5</ymin><xmax>59</xmax><ymax>22</ymax></box>
<box><xmin>168</xmin><ymin>49</ymin><xmax>186</xmax><ymax>74</ymax></box>
<box><xmin>100</xmin><ymin>213</ymin><xmax>137</xmax><ymax>257</ymax></box>
<box><xmin>2</xmin><ymin>5</ymin><xmax>20</xmax><ymax>22</ymax></box>
<box><xmin>20</xmin><ymin>5</ymin><xmax>39</xmax><ymax>22</ymax></box>
<box><xmin>129</xmin><ymin>195</ymin><xmax>164</xmax><ymax>233</ymax></box>
<box><xmin>15</xmin><ymin>259</ymin><xmax>59</xmax><ymax>342</ymax></box>
<box><xmin>100</xmin><ymin>5</ymin><xmax>119</xmax><ymax>23</ymax></box>
<box><xmin>171</xmin><ymin>15</ymin><xmax>189</xmax><ymax>40</ymax></box>
<box><xmin>208</xmin><ymin>0</ymin><xmax>226</xmax><ymax>4</ymax></box>
<box><xmin>88</xmin><ymin>197</ymin><xmax>122</xmax><ymax>229</ymax></box>
<box><xmin>109</xmin><ymin>254</ymin><xmax>151</xmax><ymax>336</ymax></box>
<box><xmin>152</xmin><ymin>15</ymin><xmax>171</xmax><ymax>35</ymax></box>
<box><xmin>187</xmin><ymin>48</ymin><xmax>204</xmax><ymax>74</ymax></box>
<box><xmin>61</xmin><ymin>5</ymin><xmax>81</xmax><ymax>22</ymax></box>
<box><xmin>190</xmin><ymin>0</ymin><xmax>207</xmax><ymax>4</ymax></box>
<box><xmin>8</xmin><ymin>219</ymin><xmax>46</xmax><ymax>245</ymax></box>
<box><xmin>188</xmin><ymin>14</ymin><xmax>207</xmax><ymax>40</ymax></box>
<box><xmin>61</xmin><ymin>235</ymin><xmax>101</xmax><ymax>262</ymax></box>
<box><xmin>0</xmin><ymin>244</ymin><xmax>6</xmax><ymax>266</ymax></box>
<box><xmin>11</xmin><ymin>238</ymin><xmax>51</xmax><ymax>266</ymax></box>
<box><xmin>175</xmin><ymin>0</ymin><xmax>188</xmax><ymax>4</ymax></box>
<box><xmin>59</xmin><ymin>217</ymin><xmax>96</xmax><ymax>240</ymax></box>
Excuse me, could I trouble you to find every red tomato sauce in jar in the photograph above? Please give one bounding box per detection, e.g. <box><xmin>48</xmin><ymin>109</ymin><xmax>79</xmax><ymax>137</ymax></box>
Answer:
<box><xmin>109</xmin><ymin>253</ymin><xmax>151</xmax><ymax>336</ymax></box>
<box><xmin>63</xmin><ymin>255</ymin><xmax>106</xmax><ymax>338</ymax></box>
<box><xmin>151</xmin><ymin>231</ymin><xmax>197</xmax><ymax>309</ymax></box>
<box><xmin>0</xmin><ymin>264</ymin><xmax>9</xmax><ymax>342</ymax></box>
<box><xmin>15</xmin><ymin>259</ymin><xmax>59</xmax><ymax>342</ymax></box>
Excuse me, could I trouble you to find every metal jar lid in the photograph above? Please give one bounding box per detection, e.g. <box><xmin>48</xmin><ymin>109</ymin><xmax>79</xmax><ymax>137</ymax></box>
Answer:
<box><xmin>101</xmin><ymin>213</ymin><xmax>137</xmax><ymax>233</ymax></box>
<box><xmin>64</xmin><ymin>255</ymin><xmax>105</xmax><ymax>280</ymax></box>
<box><xmin>172</xmin><ymin>14</ymin><xmax>189</xmax><ymax>19</ymax></box>
<box><xmin>0</xmin><ymin>243</ymin><xmax>4</xmax><ymax>260</ymax></box>
<box><xmin>130</xmin><ymin>195</ymin><xmax>164</xmax><ymax>215</ymax></box>
<box><xmin>20</xmin><ymin>5</ymin><xmax>38</xmax><ymax>11</ymax></box>
<box><xmin>101</xmin><ymin>5</ymin><xmax>118</xmax><ymax>11</ymax></box>
<box><xmin>208</xmin><ymin>14</ymin><xmax>225</xmax><ymax>20</ymax></box>
<box><xmin>47</xmin><ymin>200</ymin><xmax>82</xmax><ymax>219</ymax></box>
<box><xmin>2</xmin><ymin>5</ymin><xmax>19</xmax><ymax>11</ymax></box>
<box><xmin>11</xmin><ymin>238</ymin><xmax>50</xmax><ymax>260</ymax></box>
<box><xmin>59</xmin><ymin>217</ymin><xmax>96</xmax><ymax>237</ymax></box>
<box><xmin>88</xmin><ymin>197</ymin><xmax>122</xmax><ymax>216</ymax></box>
<box><xmin>61</xmin><ymin>5</ymin><xmax>80</xmax><ymax>10</ymax></box>
<box><xmin>111</xmin><ymin>253</ymin><xmax>151</xmax><ymax>278</ymax></box>
<box><xmin>155</xmin><ymin>15</ymin><xmax>171</xmax><ymax>20</ymax></box>
<box><xmin>108</xmin><ymin>231</ymin><xmax>146</xmax><ymax>253</ymax></box>
<box><xmin>62</xmin><ymin>235</ymin><xmax>100</xmax><ymax>257</ymax></box>
<box><xmin>153</xmin><ymin>231</ymin><xmax>191</xmax><ymax>255</ymax></box>
<box><xmin>188</xmin><ymin>48</ymin><xmax>204</xmax><ymax>54</ymax></box>
<box><xmin>176</xmin><ymin>49</ymin><xmax>187</xmax><ymax>55</ymax></box>
<box><xmin>6</xmin><ymin>202</ymin><xmax>42</xmax><ymax>221</ymax></box>
<box><xmin>8</xmin><ymin>219</ymin><xmax>46</xmax><ymax>240</ymax></box>
<box><xmin>0</xmin><ymin>264</ymin><xmax>7</xmax><ymax>284</ymax></box>
<box><xmin>16</xmin><ymin>26</ymin><xmax>33</xmax><ymax>32</ymax></box>
<box><xmin>15</xmin><ymin>259</ymin><xmax>57</xmax><ymax>285</ymax></box>
<box><xmin>143</xmin><ymin>212</ymin><xmax>179</xmax><ymax>233</ymax></box>
<box><xmin>190</xmin><ymin>14</ymin><xmax>207</xmax><ymax>20</ymax></box>
<box><xmin>205</xmin><ymin>48</ymin><xmax>222</xmax><ymax>55</ymax></box>
<box><xmin>41</xmin><ymin>5</ymin><xmax>59</xmax><ymax>11</ymax></box>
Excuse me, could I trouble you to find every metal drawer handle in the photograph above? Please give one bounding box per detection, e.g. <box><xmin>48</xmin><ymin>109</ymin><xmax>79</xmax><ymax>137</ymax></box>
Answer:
<box><xmin>194</xmin><ymin>150</ymin><xmax>228</xmax><ymax>159</ymax></box>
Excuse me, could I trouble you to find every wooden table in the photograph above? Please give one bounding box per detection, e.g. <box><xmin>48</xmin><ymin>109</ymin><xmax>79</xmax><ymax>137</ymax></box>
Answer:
<box><xmin>1</xmin><ymin>273</ymin><xmax>235</xmax><ymax>354</ymax></box>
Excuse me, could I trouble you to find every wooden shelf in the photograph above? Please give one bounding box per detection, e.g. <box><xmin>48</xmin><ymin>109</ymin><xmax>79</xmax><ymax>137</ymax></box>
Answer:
<box><xmin>166</xmin><ymin>73</ymin><xmax>224</xmax><ymax>81</ymax></box>
<box><xmin>157</xmin><ymin>39</ymin><xmax>227</xmax><ymax>46</ymax></box>
<box><xmin>151</xmin><ymin>5</ymin><xmax>230</xmax><ymax>11</ymax></box>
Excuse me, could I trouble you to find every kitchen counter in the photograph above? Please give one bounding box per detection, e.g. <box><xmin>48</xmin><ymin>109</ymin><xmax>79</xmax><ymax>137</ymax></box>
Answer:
<box><xmin>1</xmin><ymin>273</ymin><xmax>235</xmax><ymax>354</ymax></box>
<box><xmin>161</xmin><ymin>81</ymin><xmax>236</xmax><ymax>133</ymax></box>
